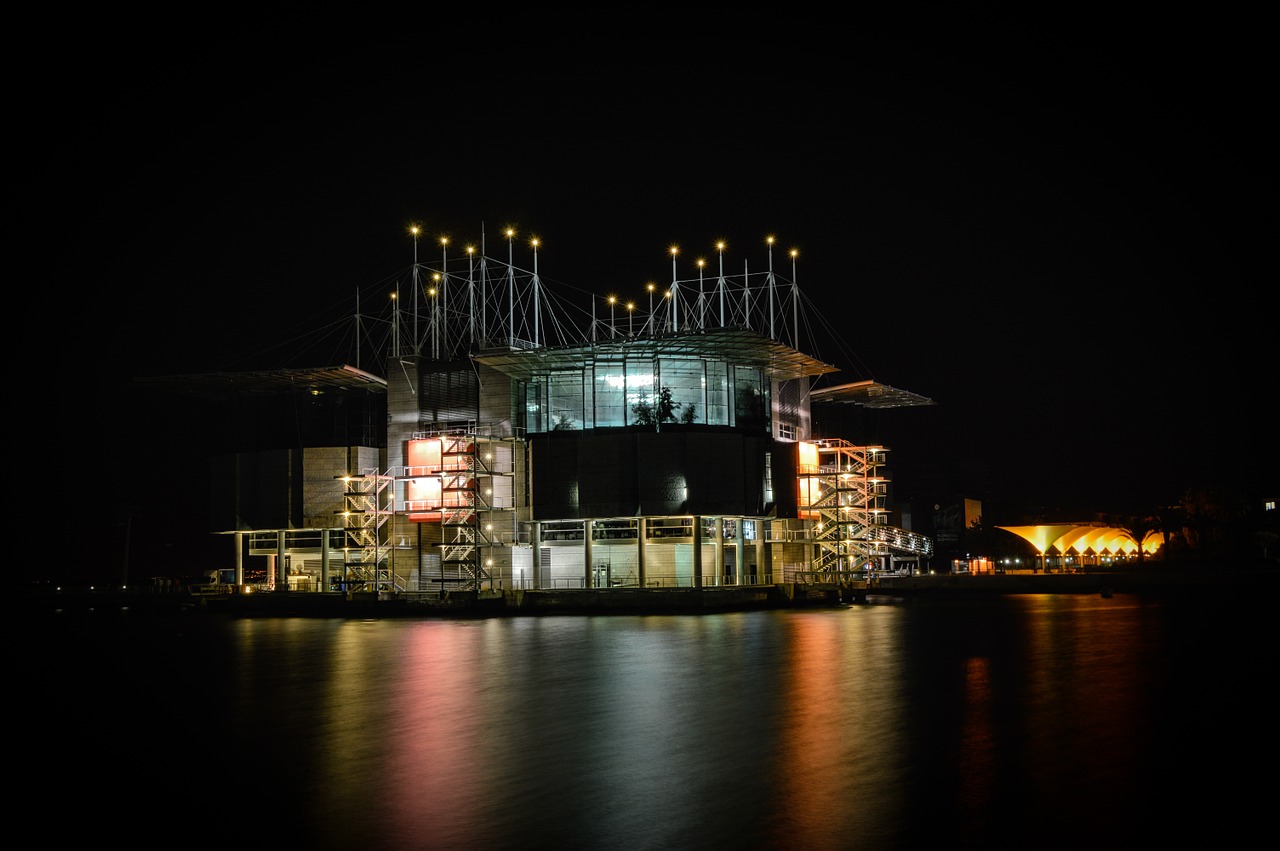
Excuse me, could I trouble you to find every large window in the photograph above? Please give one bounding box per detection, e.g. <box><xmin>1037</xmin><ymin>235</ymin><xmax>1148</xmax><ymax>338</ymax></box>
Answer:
<box><xmin>705</xmin><ymin>360</ymin><xmax>729</xmax><ymax>425</ymax></box>
<box><xmin>625</xmin><ymin>361</ymin><xmax>655</xmax><ymax>426</ymax></box>
<box><xmin>526</xmin><ymin>379</ymin><xmax>545</xmax><ymax>433</ymax></box>
<box><xmin>523</xmin><ymin>357</ymin><xmax>769</xmax><ymax>432</ymax></box>
<box><xmin>733</xmin><ymin>367</ymin><xmax>768</xmax><ymax>431</ymax></box>
<box><xmin>593</xmin><ymin>362</ymin><xmax>626</xmax><ymax>427</ymax></box>
<box><xmin>659</xmin><ymin>358</ymin><xmax>705</xmax><ymax>424</ymax></box>
<box><xmin>548</xmin><ymin>371</ymin><xmax>584</xmax><ymax>431</ymax></box>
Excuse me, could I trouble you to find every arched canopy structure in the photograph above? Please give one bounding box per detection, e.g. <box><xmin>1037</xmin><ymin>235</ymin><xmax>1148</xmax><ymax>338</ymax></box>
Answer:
<box><xmin>997</xmin><ymin>525</ymin><xmax>1161</xmax><ymax>559</ymax></box>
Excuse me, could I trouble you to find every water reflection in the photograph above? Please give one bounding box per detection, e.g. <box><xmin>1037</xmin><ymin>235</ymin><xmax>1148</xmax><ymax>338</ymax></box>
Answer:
<box><xmin>771</xmin><ymin>607</ymin><xmax>911</xmax><ymax>847</ymax></box>
<box><xmin>24</xmin><ymin>593</ymin><xmax>1277</xmax><ymax>849</ymax></box>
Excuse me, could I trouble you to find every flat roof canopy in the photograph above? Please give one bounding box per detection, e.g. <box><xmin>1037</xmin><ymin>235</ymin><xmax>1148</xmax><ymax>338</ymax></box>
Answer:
<box><xmin>135</xmin><ymin>364</ymin><xmax>387</xmax><ymax>399</ymax></box>
<box><xmin>809</xmin><ymin>379</ymin><xmax>936</xmax><ymax>409</ymax></box>
<box><xmin>474</xmin><ymin>327</ymin><xmax>839</xmax><ymax>383</ymax></box>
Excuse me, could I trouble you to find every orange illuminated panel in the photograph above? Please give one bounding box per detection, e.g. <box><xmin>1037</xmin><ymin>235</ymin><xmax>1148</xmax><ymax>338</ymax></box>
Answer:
<box><xmin>406</xmin><ymin>438</ymin><xmax>442</xmax><ymax>476</ymax></box>
<box><xmin>798</xmin><ymin>477</ymin><xmax>820</xmax><ymax>506</ymax></box>
<box><xmin>406</xmin><ymin>477</ymin><xmax>442</xmax><ymax>505</ymax></box>
<box><xmin>797</xmin><ymin>477</ymin><xmax>822</xmax><ymax>517</ymax></box>
<box><xmin>797</xmin><ymin>441</ymin><xmax>818</xmax><ymax>474</ymax></box>
<box><xmin>970</xmin><ymin>557</ymin><xmax>995</xmax><ymax>575</ymax></box>
<box><xmin>407</xmin><ymin>511</ymin><xmax>441</xmax><ymax>522</ymax></box>
<box><xmin>406</xmin><ymin>476</ymin><xmax>442</xmax><ymax>522</ymax></box>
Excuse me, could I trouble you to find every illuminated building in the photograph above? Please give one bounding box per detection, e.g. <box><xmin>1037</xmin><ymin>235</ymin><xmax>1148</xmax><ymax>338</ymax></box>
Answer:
<box><xmin>996</xmin><ymin>524</ymin><xmax>1163</xmax><ymax>572</ymax></box>
<box><xmin>175</xmin><ymin>230</ymin><xmax>938</xmax><ymax>597</ymax></box>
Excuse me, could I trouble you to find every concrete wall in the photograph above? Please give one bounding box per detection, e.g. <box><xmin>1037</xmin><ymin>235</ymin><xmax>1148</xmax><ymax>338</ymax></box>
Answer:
<box><xmin>530</xmin><ymin>427</ymin><xmax>790</xmax><ymax>519</ymax></box>
<box><xmin>302</xmin><ymin>446</ymin><xmax>382</xmax><ymax>527</ymax></box>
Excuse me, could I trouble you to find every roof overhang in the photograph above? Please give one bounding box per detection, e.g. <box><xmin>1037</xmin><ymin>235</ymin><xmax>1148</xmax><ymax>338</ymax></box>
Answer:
<box><xmin>808</xmin><ymin>379</ymin><xmax>936</xmax><ymax>409</ymax></box>
<box><xmin>473</xmin><ymin>327</ymin><xmax>839</xmax><ymax>383</ymax></box>
<box><xmin>135</xmin><ymin>364</ymin><xmax>387</xmax><ymax>399</ymax></box>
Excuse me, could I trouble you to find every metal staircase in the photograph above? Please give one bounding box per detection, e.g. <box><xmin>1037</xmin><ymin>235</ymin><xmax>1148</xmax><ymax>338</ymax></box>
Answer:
<box><xmin>339</xmin><ymin>469</ymin><xmax>396</xmax><ymax>593</ymax></box>
<box><xmin>439</xmin><ymin>430</ymin><xmax>490</xmax><ymax>590</ymax></box>
<box><xmin>798</xmin><ymin>438</ymin><xmax>932</xmax><ymax>580</ymax></box>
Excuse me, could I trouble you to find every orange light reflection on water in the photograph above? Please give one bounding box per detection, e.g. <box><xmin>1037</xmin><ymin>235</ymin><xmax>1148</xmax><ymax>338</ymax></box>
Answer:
<box><xmin>771</xmin><ymin>609</ymin><xmax>910</xmax><ymax>845</ymax></box>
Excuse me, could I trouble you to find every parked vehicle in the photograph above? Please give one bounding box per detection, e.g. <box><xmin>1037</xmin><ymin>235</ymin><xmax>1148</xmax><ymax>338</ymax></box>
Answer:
<box><xmin>188</xmin><ymin>568</ymin><xmax>237</xmax><ymax>596</ymax></box>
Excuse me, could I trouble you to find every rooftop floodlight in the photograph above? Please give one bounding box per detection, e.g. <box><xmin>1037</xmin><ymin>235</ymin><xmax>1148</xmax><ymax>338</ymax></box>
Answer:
<box><xmin>646</xmin><ymin>282</ymin><xmax>656</xmax><ymax>334</ymax></box>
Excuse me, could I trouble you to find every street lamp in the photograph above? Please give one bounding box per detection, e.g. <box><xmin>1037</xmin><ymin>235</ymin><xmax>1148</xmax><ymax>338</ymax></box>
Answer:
<box><xmin>608</xmin><ymin>294</ymin><xmax>617</xmax><ymax>339</ymax></box>
<box><xmin>390</xmin><ymin>290</ymin><xmax>398</xmax><ymax>357</ymax></box>
<box><xmin>440</xmin><ymin>236</ymin><xmax>449</xmax><ymax>356</ymax></box>
<box><xmin>626</xmin><ymin>301</ymin><xmax>635</xmax><ymax>336</ymax></box>
<box><xmin>505</xmin><ymin>227</ymin><xmax>516</xmax><ymax>345</ymax></box>
<box><xmin>716</xmin><ymin>240</ymin><xmax>726</xmax><ymax>326</ymax></box>
<box><xmin>646</xmin><ymin>282</ymin><xmax>656</xmax><ymax>334</ymax></box>
<box><xmin>669</xmin><ymin>245</ymin><xmax>679</xmax><ymax>332</ymax></box>
<box><xmin>429</xmin><ymin>277</ymin><xmax>439</xmax><ymax>359</ymax></box>
<box><xmin>530</xmin><ymin>237</ymin><xmax>541</xmax><ymax>347</ymax></box>
<box><xmin>467</xmin><ymin>245</ymin><xmax>477</xmax><ymax>346</ymax></box>
<box><xmin>766</xmin><ymin>235</ymin><xmax>775</xmax><ymax>339</ymax></box>
<box><xmin>790</xmin><ymin>247</ymin><xmax>800</xmax><ymax>349</ymax></box>
<box><xmin>409</xmin><ymin>224</ymin><xmax>420</xmax><ymax>352</ymax></box>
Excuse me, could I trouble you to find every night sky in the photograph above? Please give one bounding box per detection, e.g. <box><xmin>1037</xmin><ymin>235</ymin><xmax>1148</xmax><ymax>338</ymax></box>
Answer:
<box><xmin>31</xmin><ymin>12</ymin><xmax>1271</xmax><ymax>577</ymax></box>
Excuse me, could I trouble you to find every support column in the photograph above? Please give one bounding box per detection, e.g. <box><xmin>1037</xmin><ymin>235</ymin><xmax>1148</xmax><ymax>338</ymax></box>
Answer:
<box><xmin>714</xmin><ymin>517</ymin><xmax>724</xmax><ymax>585</ymax></box>
<box><xmin>321</xmin><ymin>529</ymin><xmax>331</xmax><ymax>592</ymax></box>
<box><xmin>532</xmin><ymin>522</ymin><xmax>543</xmax><ymax>589</ymax></box>
<box><xmin>637</xmin><ymin>517</ymin><xmax>647</xmax><ymax>587</ymax></box>
<box><xmin>692</xmin><ymin>515</ymin><xmax>703</xmax><ymax>589</ymax></box>
<box><xmin>735</xmin><ymin>519</ymin><xmax>745</xmax><ymax>585</ymax></box>
<box><xmin>276</xmin><ymin>530</ymin><xmax>287</xmax><ymax>591</ymax></box>
<box><xmin>234</xmin><ymin>532</ymin><xmax>244</xmax><ymax>586</ymax></box>
<box><xmin>755</xmin><ymin>522</ymin><xmax>766</xmax><ymax>583</ymax></box>
<box><xmin>584</xmin><ymin>519</ymin><xmax>594</xmax><ymax>589</ymax></box>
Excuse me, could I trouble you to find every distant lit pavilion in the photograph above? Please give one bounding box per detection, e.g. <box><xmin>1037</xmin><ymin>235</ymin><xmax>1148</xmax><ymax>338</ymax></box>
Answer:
<box><xmin>997</xmin><ymin>524</ymin><xmax>1163</xmax><ymax>572</ymax></box>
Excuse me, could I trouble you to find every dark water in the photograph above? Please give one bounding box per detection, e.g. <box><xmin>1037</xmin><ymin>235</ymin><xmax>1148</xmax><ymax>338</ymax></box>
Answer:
<box><xmin>20</xmin><ymin>593</ymin><xmax>1276</xmax><ymax>849</ymax></box>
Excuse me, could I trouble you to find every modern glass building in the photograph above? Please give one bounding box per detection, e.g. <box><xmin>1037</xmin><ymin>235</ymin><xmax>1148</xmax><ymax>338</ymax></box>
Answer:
<box><xmin>192</xmin><ymin>230</ymin><xmax>936</xmax><ymax>597</ymax></box>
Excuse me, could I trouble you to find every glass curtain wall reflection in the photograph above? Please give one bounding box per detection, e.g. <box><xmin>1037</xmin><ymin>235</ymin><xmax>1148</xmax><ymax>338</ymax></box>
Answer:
<box><xmin>525</xmin><ymin>356</ymin><xmax>765</xmax><ymax>433</ymax></box>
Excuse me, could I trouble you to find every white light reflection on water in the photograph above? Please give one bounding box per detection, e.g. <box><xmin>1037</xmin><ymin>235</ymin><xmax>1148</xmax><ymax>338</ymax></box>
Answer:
<box><xmin>266</xmin><ymin>610</ymin><xmax>919</xmax><ymax>850</ymax></box>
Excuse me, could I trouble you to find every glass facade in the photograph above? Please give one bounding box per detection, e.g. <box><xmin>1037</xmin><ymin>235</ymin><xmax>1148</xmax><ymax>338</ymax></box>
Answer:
<box><xmin>732</xmin><ymin>367</ymin><xmax>768</xmax><ymax>430</ymax></box>
<box><xmin>526</xmin><ymin>379</ymin><xmax>544</xmax><ymax>433</ymax></box>
<box><xmin>660</xmin><ymin>358</ymin><xmax>705</xmax><ymax>424</ymax></box>
<box><xmin>625</xmin><ymin>360</ymin><xmax>655</xmax><ymax>426</ymax></box>
<box><xmin>706</xmin><ymin>360</ymin><xmax>730</xmax><ymax>425</ymax></box>
<box><xmin>547</xmin><ymin>371</ymin><xmax>584</xmax><ymax>431</ymax></box>
<box><xmin>525</xmin><ymin>355</ymin><xmax>768</xmax><ymax>433</ymax></box>
<box><xmin>593</xmin><ymin>362</ymin><xmax>626</xmax><ymax>428</ymax></box>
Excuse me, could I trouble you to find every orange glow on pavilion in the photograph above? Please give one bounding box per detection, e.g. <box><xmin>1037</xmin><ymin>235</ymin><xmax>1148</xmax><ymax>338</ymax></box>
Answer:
<box><xmin>997</xmin><ymin>524</ymin><xmax>1162</xmax><ymax>569</ymax></box>
<box><xmin>405</xmin><ymin>438</ymin><xmax>443</xmax><ymax>521</ymax></box>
